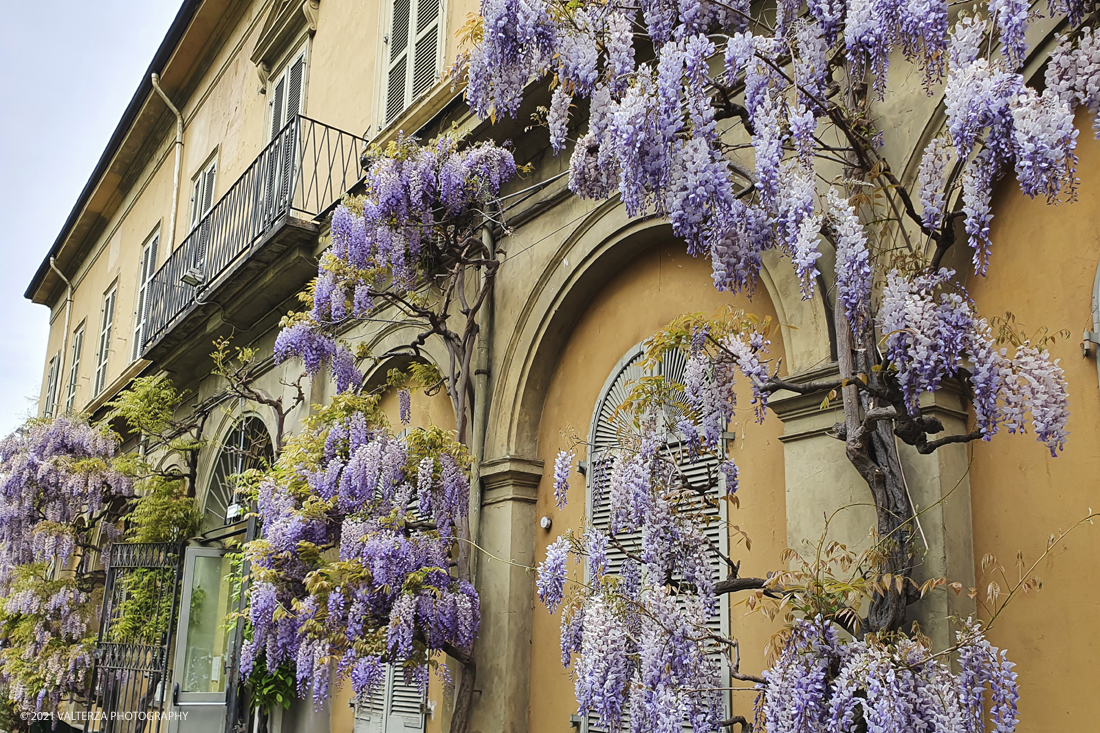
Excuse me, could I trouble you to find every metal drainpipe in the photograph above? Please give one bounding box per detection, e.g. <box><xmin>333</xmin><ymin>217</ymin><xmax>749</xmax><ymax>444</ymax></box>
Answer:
<box><xmin>47</xmin><ymin>257</ymin><xmax>73</xmax><ymax>416</ymax></box>
<box><xmin>468</xmin><ymin>225</ymin><xmax>495</xmax><ymax>582</ymax></box>
<box><xmin>151</xmin><ymin>73</ymin><xmax>184</xmax><ymax>249</ymax></box>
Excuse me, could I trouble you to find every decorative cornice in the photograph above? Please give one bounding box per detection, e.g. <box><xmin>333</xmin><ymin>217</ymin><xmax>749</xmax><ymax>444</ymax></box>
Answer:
<box><xmin>768</xmin><ymin>363</ymin><xmax>842</xmax><ymax>424</ymax></box>
<box><xmin>480</xmin><ymin>456</ymin><xmax>545</xmax><ymax>506</ymax></box>
<box><xmin>251</xmin><ymin>0</ymin><xmax>319</xmax><ymax>92</ymax></box>
<box><xmin>769</xmin><ymin>363</ymin><xmax>972</xmax><ymax>443</ymax></box>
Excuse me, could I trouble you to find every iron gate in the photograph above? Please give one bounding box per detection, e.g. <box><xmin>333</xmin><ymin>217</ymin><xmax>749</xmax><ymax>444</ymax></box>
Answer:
<box><xmin>84</xmin><ymin>543</ymin><xmax>184</xmax><ymax>733</ymax></box>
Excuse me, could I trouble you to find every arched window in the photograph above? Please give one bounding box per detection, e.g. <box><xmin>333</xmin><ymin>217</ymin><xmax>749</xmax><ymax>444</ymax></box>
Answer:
<box><xmin>202</xmin><ymin>417</ymin><xmax>273</xmax><ymax>535</ymax></box>
<box><xmin>582</xmin><ymin>343</ymin><xmax>731</xmax><ymax>731</ymax></box>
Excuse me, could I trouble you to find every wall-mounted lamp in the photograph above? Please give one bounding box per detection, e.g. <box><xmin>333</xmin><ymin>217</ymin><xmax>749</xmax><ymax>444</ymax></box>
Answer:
<box><xmin>540</xmin><ymin>516</ymin><xmax>553</xmax><ymax>530</ymax></box>
<box><xmin>180</xmin><ymin>267</ymin><xmax>204</xmax><ymax>287</ymax></box>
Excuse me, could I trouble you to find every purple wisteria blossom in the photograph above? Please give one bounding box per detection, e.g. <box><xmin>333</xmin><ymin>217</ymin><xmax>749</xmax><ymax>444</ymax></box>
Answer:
<box><xmin>553</xmin><ymin>449</ymin><xmax>573</xmax><ymax>507</ymax></box>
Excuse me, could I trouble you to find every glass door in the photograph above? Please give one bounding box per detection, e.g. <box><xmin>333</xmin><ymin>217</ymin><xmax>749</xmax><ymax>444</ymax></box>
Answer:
<box><xmin>170</xmin><ymin>547</ymin><xmax>235</xmax><ymax>733</ymax></box>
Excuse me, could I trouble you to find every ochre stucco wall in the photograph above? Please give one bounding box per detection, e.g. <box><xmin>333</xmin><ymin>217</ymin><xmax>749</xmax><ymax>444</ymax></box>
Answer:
<box><xmin>966</xmin><ymin>113</ymin><xmax>1100</xmax><ymax>732</ymax></box>
<box><xmin>527</xmin><ymin>240</ymin><xmax>788</xmax><ymax>730</ymax></box>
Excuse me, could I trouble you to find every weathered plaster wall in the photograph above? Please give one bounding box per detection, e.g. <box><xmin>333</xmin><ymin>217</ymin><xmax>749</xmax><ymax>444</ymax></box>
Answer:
<box><xmin>966</xmin><ymin>112</ymin><xmax>1100</xmax><ymax>732</ymax></box>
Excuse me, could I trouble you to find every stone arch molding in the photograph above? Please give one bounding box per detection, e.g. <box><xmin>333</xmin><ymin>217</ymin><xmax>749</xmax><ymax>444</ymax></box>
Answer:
<box><xmin>355</xmin><ymin>319</ymin><xmax>454</xmax><ymax>392</ymax></box>
<box><xmin>488</xmin><ymin>197</ymin><xmax>834</xmax><ymax>459</ymax></box>
<box><xmin>195</xmin><ymin>407</ymin><xmax>278</xmax><ymax>513</ymax></box>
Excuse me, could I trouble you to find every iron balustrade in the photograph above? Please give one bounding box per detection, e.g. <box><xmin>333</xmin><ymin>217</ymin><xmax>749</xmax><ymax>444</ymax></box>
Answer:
<box><xmin>84</xmin><ymin>543</ymin><xmax>183</xmax><ymax>733</ymax></box>
<box><xmin>141</xmin><ymin>115</ymin><xmax>366</xmax><ymax>352</ymax></box>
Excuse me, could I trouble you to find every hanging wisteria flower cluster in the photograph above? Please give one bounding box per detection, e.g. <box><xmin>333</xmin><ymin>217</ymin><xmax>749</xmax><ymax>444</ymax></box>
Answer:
<box><xmin>761</xmin><ymin>616</ymin><xmax>1019</xmax><ymax>733</ymax></box>
<box><xmin>0</xmin><ymin>415</ymin><xmax>133</xmax><ymax>716</ymax></box>
<box><xmin>0</xmin><ymin>416</ymin><xmax>131</xmax><ymax>582</ymax></box>
<box><xmin>274</xmin><ymin>134</ymin><xmax>517</xmax><ymax>395</ymax></box>
<box><xmin>541</xmin><ymin>425</ymin><xmax>726</xmax><ymax>733</ymax></box>
<box><xmin>879</xmin><ymin>268</ymin><xmax>1069</xmax><ymax>454</ymax></box>
<box><xmin>243</xmin><ymin>404</ymin><xmax>478</xmax><ymax>704</ymax></box>
<box><xmin>464</xmin><ymin>0</ymin><xmax>1095</xmax><ymax>728</ymax></box>
<box><xmin>0</xmin><ymin>567</ymin><xmax>97</xmax><ymax>716</ymax></box>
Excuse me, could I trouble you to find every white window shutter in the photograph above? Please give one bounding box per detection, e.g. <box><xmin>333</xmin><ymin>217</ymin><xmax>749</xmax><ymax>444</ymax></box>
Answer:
<box><xmin>190</xmin><ymin>176</ymin><xmax>203</xmax><ymax>229</ymax></box>
<box><xmin>132</xmin><ymin>236</ymin><xmax>158</xmax><ymax>362</ymax></box>
<box><xmin>387</xmin><ymin>671</ymin><xmax>425</xmax><ymax>732</ymax></box>
<box><xmin>385</xmin><ymin>0</ymin><xmax>411</xmax><ymax>129</ymax></box>
<box><xmin>411</xmin><ymin>0</ymin><xmax>440</xmax><ymax>101</ymax></box>
<box><xmin>584</xmin><ymin>347</ymin><xmax>728</xmax><ymax>733</ymax></box>
<box><xmin>201</xmin><ymin>164</ymin><xmax>217</xmax><ymax>214</ymax></box>
<box><xmin>270</xmin><ymin>75</ymin><xmax>287</xmax><ymax>140</ymax></box>
<box><xmin>94</xmin><ymin>287</ymin><xmax>116</xmax><ymax>395</ymax></box>
<box><xmin>352</xmin><ymin>664</ymin><xmax>425</xmax><ymax>733</ymax></box>
<box><xmin>66</xmin><ymin>326</ymin><xmax>83</xmax><ymax>412</ymax></box>
<box><xmin>43</xmin><ymin>354</ymin><xmax>59</xmax><ymax>417</ymax></box>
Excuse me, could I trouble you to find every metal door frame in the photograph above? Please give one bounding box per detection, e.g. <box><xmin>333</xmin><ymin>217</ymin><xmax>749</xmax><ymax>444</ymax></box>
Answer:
<box><xmin>172</xmin><ymin>547</ymin><xmax>233</xmax><ymax>707</ymax></box>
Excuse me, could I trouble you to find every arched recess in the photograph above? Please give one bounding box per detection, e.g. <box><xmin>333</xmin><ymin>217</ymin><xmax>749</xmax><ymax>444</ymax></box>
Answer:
<box><xmin>525</xmin><ymin>233</ymin><xmax>792</xmax><ymax>733</ymax></box>
<box><xmin>199</xmin><ymin>414</ymin><xmax>274</xmax><ymax>535</ymax></box>
<box><xmin>488</xmin><ymin>198</ymin><xmax>832</xmax><ymax>460</ymax></box>
<box><xmin>354</xmin><ymin>319</ymin><xmax>459</xmax><ymax>431</ymax></box>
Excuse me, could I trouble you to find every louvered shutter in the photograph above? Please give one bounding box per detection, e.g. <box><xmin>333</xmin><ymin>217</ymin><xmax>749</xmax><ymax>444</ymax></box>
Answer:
<box><xmin>353</xmin><ymin>664</ymin><xmax>425</xmax><ymax>733</ymax></box>
<box><xmin>132</xmin><ymin>236</ymin><xmax>158</xmax><ymax>361</ymax></box>
<box><xmin>384</xmin><ymin>0</ymin><xmax>441</xmax><ymax>126</ymax></box>
<box><xmin>387</xmin><ymin>672</ymin><xmax>425</xmax><ymax>732</ymax></box>
<box><xmin>354</xmin><ymin>680</ymin><xmax>386</xmax><ymax>733</ymax></box>
<box><xmin>189</xmin><ymin>176</ymin><xmax>204</xmax><ymax>230</ymax></box>
<box><xmin>65</xmin><ymin>326</ymin><xmax>84</xmax><ymax>412</ymax></box>
<box><xmin>196</xmin><ymin>163</ymin><xmax>216</xmax><ymax>269</ymax></box>
<box><xmin>269</xmin><ymin>75</ymin><xmax>286</xmax><ymax>140</ymax></box>
<box><xmin>94</xmin><ymin>287</ymin><xmax>116</xmax><ymax>396</ymax></box>
<box><xmin>287</xmin><ymin>54</ymin><xmax>306</xmax><ymax>118</ymax></box>
<box><xmin>411</xmin><ymin>0</ymin><xmax>440</xmax><ymax>100</ymax></box>
<box><xmin>385</xmin><ymin>0</ymin><xmax>412</xmax><ymax>125</ymax></box>
<box><xmin>584</xmin><ymin>347</ymin><xmax>730</xmax><ymax>733</ymax></box>
<box><xmin>280</xmin><ymin>53</ymin><xmax>305</xmax><ymax>208</ymax></box>
<box><xmin>43</xmin><ymin>353</ymin><xmax>59</xmax><ymax>417</ymax></box>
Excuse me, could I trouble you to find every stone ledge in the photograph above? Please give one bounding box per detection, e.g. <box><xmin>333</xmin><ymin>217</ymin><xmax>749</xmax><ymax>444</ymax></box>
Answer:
<box><xmin>480</xmin><ymin>456</ymin><xmax>545</xmax><ymax>506</ymax></box>
<box><xmin>769</xmin><ymin>363</ymin><xmax>972</xmax><ymax>442</ymax></box>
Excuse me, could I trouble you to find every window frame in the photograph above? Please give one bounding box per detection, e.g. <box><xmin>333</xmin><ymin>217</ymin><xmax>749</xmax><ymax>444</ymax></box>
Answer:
<box><xmin>378</xmin><ymin>0</ymin><xmax>445</xmax><ymax>130</ymax></box>
<box><xmin>580</xmin><ymin>341</ymin><xmax>732</xmax><ymax>733</ymax></box>
<box><xmin>93</xmin><ymin>284</ymin><xmax>118</xmax><ymax>396</ymax></box>
<box><xmin>66</xmin><ymin>322</ymin><xmax>85</xmax><ymax>413</ymax></box>
<box><xmin>131</xmin><ymin>231</ymin><xmax>159</xmax><ymax>362</ymax></box>
<box><xmin>42</xmin><ymin>351</ymin><xmax>60</xmax><ymax>418</ymax></box>
<box><xmin>189</xmin><ymin>155</ymin><xmax>218</xmax><ymax>233</ymax></box>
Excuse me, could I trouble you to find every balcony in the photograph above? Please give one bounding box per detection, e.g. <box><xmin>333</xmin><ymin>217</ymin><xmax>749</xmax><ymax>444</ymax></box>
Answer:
<box><xmin>141</xmin><ymin>115</ymin><xmax>365</xmax><ymax>367</ymax></box>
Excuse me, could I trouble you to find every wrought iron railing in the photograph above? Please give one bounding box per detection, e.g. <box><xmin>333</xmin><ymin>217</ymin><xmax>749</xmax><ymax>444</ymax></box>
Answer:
<box><xmin>142</xmin><ymin>115</ymin><xmax>366</xmax><ymax>352</ymax></box>
<box><xmin>84</xmin><ymin>543</ymin><xmax>183</xmax><ymax>733</ymax></box>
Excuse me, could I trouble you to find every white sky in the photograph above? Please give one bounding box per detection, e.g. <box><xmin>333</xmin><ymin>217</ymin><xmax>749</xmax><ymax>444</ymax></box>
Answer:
<box><xmin>0</xmin><ymin>1</ymin><xmax>181</xmax><ymax>436</ymax></box>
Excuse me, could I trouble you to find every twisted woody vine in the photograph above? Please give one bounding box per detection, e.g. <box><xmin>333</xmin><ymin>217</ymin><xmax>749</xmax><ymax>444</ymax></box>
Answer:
<box><xmin>3</xmin><ymin>0</ymin><xmax>1100</xmax><ymax>731</ymax></box>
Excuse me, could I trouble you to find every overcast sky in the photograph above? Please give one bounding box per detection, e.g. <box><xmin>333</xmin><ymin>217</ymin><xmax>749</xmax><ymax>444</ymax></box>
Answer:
<box><xmin>0</xmin><ymin>2</ymin><xmax>181</xmax><ymax>436</ymax></box>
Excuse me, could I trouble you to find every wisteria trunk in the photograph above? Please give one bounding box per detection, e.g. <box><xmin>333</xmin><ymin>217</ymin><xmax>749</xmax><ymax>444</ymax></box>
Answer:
<box><xmin>837</xmin><ymin>295</ymin><xmax>916</xmax><ymax>633</ymax></box>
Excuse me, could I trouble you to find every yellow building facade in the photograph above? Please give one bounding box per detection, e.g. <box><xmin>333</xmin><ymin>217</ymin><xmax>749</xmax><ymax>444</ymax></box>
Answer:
<box><xmin>23</xmin><ymin>1</ymin><xmax>1100</xmax><ymax>732</ymax></box>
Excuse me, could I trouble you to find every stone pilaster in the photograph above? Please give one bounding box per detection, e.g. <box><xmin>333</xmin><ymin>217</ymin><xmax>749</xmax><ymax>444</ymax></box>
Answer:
<box><xmin>770</xmin><ymin>366</ymin><xmax>976</xmax><ymax>648</ymax></box>
<box><xmin>468</xmin><ymin>456</ymin><xmax>544</xmax><ymax>733</ymax></box>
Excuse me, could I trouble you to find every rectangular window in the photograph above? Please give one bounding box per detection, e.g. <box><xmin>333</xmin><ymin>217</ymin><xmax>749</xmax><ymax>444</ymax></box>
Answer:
<box><xmin>132</xmin><ymin>234</ymin><xmax>159</xmax><ymax>361</ymax></box>
<box><xmin>42</xmin><ymin>352</ymin><xmax>60</xmax><ymax>418</ymax></box>
<box><xmin>267</xmin><ymin>47</ymin><xmax>307</xmax><ymax>141</ymax></box>
<box><xmin>94</xmin><ymin>285</ymin><xmax>117</xmax><ymax>396</ymax></box>
<box><xmin>66</xmin><ymin>324</ymin><xmax>85</xmax><ymax>413</ymax></box>
<box><xmin>190</xmin><ymin>158</ymin><xmax>217</xmax><ymax>232</ymax></box>
<box><xmin>382</xmin><ymin>0</ymin><xmax>441</xmax><ymax>127</ymax></box>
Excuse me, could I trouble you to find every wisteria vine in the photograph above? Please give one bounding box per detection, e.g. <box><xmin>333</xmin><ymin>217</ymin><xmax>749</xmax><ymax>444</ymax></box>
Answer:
<box><xmin>462</xmin><ymin>0</ymin><xmax>1094</xmax><ymax>730</ymax></box>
